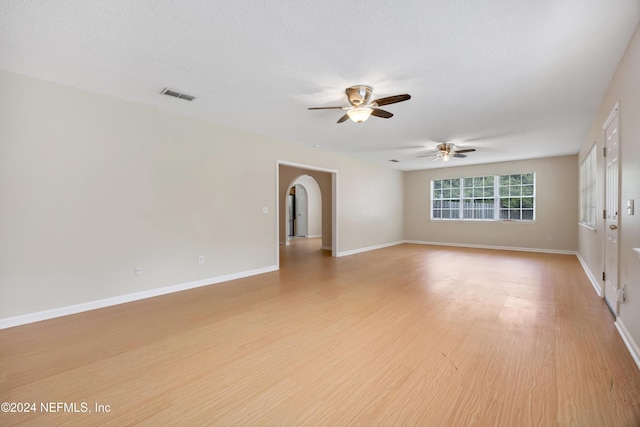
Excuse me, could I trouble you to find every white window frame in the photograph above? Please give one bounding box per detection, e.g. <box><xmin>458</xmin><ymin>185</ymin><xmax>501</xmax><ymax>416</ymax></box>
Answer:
<box><xmin>431</xmin><ymin>173</ymin><xmax>536</xmax><ymax>221</ymax></box>
<box><xmin>580</xmin><ymin>143</ymin><xmax>597</xmax><ymax>228</ymax></box>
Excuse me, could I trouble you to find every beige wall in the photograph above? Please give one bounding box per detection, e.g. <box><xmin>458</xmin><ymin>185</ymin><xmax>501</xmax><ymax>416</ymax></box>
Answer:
<box><xmin>0</xmin><ymin>70</ymin><xmax>405</xmax><ymax>319</ymax></box>
<box><xmin>578</xmin><ymin>23</ymin><xmax>640</xmax><ymax>355</ymax></box>
<box><xmin>404</xmin><ymin>155</ymin><xmax>578</xmax><ymax>251</ymax></box>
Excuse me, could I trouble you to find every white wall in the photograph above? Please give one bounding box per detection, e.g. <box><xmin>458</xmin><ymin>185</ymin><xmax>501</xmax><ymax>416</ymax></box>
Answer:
<box><xmin>0</xmin><ymin>70</ymin><xmax>405</xmax><ymax>321</ymax></box>
<box><xmin>578</xmin><ymin>23</ymin><xmax>640</xmax><ymax>365</ymax></box>
<box><xmin>404</xmin><ymin>155</ymin><xmax>578</xmax><ymax>252</ymax></box>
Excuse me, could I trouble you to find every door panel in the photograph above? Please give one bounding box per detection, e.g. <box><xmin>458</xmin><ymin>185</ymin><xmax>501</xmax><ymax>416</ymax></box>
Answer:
<box><xmin>604</xmin><ymin>109</ymin><xmax>619</xmax><ymax>315</ymax></box>
<box><xmin>294</xmin><ymin>184</ymin><xmax>308</xmax><ymax>237</ymax></box>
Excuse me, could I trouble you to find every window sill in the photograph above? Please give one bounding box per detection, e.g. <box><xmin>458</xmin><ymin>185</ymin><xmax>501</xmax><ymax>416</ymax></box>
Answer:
<box><xmin>579</xmin><ymin>223</ymin><xmax>597</xmax><ymax>232</ymax></box>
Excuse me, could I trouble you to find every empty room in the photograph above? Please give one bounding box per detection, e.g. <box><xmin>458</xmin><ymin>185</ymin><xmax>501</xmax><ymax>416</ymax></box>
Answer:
<box><xmin>1</xmin><ymin>1</ymin><xmax>640</xmax><ymax>426</ymax></box>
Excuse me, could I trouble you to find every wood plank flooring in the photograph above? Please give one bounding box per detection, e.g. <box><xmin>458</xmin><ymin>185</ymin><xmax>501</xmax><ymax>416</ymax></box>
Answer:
<box><xmin>1</xmin><ymin>240</ymin><xmax>639</xmax><ymax>426</ymax></box>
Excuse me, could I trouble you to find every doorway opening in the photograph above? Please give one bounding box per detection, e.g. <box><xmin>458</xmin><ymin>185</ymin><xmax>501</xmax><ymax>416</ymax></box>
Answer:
<box><xmin>277</xmin><ymin>161</ymin><xmax>337</xmax><ymax>267</ymax></box>
<box><xmin>287</xmin><ymin>176</ymin><xmax>321</xmax><ymax>239</ymax></box>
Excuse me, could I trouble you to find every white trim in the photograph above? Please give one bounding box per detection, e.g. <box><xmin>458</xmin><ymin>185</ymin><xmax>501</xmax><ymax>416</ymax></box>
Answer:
<box><xmin>576</xmin><ymin>252</ymin><xmax>603</xmax><ymax>297</ymax></box>
<box><xmin>0</xmin><ymin>265</ymin><xmax>278</xmax><ymax>330</ymax></box>
<box><xmin>277</xmin><ymin>160</ymin><xmax>339</xmax><ymax>174</ymax></box>
<box><xmin>602</xmin><ymin>102</ymin><xmax>619</xmax><ymax>130</ymax></box>
<box><xmin>275</xmin><ymin>161</ymin><xmax>281</xmax><ymax>265</ymax></box>
<box><xmin>337</xmin><ymin>241</ymin><xmax>404</xmax><ymax>257</ymax></box>
<box><xmin>578</xmin><ymin>222</ymin><xmax>597</xmax><ymax>232</ymax></box>
<box><xmin>307</xmin><ymin>234</ymin><xmax>322</xmax><ymax>238</ymax></box>
<box><xmin>615</xmin><ymin>318</ymin><xmax>640</xmax><ymax>371</ymax></box>
<box><xmin>403</xmin><ymin>240</ymin><xmax>576</xmax><ymax>255</ymax></box>
<box><xmin>332</xmin><ymin>171</ymin><xmax>338</xmax><ymax>256</ymax></box>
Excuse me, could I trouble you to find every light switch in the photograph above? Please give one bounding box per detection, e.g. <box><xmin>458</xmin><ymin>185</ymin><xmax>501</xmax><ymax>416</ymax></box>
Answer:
<box><xmin>262</xmin><ymin>207</ymin><xmax>269</xmax><ymax>214</ymax></box>
<box><xmin>627</xmin><ymin>200</ymin><xmax>634</xmax><ymax>215</ymax></box>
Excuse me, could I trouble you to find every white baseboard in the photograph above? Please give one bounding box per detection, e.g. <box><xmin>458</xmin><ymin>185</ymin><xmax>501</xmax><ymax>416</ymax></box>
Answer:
<box><xmin>0</xmin><ymin>265</ymin><xmax>278</xmax><ymax>330</ymax></box>
<box><xmin>615</xmin><ymin>318</ymin><xmax>640</xmax><ymax>371</ymax></box>
<box><xmin>337</xmin><ymin>240</ymin><xmax>576</xmax><ymax>258</ymax></box>
<box><xmin>337</xmin><ymin>241</ymin><xmax>404</xmax><ymax>257</ymax></box>
<box><xmin>403</xmin><ymin>240</ymin><xmax>577</xmax><ymax>255</ymax></box>
<box><xmin>307</xmin><ymin>235</ymin><xmax>322</xmax><ymax>238</ymax></box>
<box><xmin>575</xmin><ymin>253</ymin><xmax>602</xmax><ymax>297</ymax></box>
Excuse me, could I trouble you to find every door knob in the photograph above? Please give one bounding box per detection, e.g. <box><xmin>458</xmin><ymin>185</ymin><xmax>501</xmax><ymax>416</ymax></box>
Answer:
<box><xmin>609</xmin><ymin>224</ymin><xmax>618</xmax><ymax>230</ymax></box>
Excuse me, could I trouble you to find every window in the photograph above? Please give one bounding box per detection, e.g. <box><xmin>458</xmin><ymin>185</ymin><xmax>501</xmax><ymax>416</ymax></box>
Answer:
<box><xmin>498</xmin><ymin>173</ymin><xmax>535</xmax><ymax>220</ymax></box>
<box><xmin>431</xmin><ymin>173</ymin><xmax>535</xmax><ymax>221</ymax></box>
<box><xmin>432</xmin><ymin>178</ymin><xmax>460</xmax><ymax>219</ymax></box>
<box><xmin>463</xmin><ymin>175</ymin><xmax>495</xmax><ymax>219</ymax></box>
<box><xmin>580</xmin><ymin>144</ymin><xmax>597</xmax><ymax>227</ymax></box>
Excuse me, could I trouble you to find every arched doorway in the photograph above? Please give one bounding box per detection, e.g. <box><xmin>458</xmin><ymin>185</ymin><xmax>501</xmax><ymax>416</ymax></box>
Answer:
<box><xmin>287</xmin><ymin>175</ymin><xmax>322</xmax><ymax>239</ymax></box>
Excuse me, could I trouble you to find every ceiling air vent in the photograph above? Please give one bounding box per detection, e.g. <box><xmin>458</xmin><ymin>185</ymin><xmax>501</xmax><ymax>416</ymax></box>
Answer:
<box><xmin>160</xmin><ymin>87</ymin><xmax>197</xmax><ymax>101</ymax></box>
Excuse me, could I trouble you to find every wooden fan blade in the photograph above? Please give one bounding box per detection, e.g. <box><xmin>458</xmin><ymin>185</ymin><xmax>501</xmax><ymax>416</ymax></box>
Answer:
<box><xmin>371</xmin><ymin>94</ymin><xmax>411</xmax><ymax>106</ymax></box>
<box><xmin>454</xmin><ymin>148</ymin><xmax>476</xmax><ymax>154</ymax></box>
<box><xmin>337</xmin><ymin>114</ymin><xmax>350</xmax><ymax>123</ymax></box>
<box><xmin>308</xmin><ymin>106</ymin><xmax>345</xmax><ymax>110</ymax></box>
<box><xmin>370</xmin><ymin>108</ymin><xmax>393</xmax><ymax>119</ymax></box>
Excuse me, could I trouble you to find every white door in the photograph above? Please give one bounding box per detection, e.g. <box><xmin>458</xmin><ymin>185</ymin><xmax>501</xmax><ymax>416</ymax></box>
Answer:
<box><xmin>604</xmin><ymin>107</ymin><xmax>620</xmax><ymax>316</ymax></box>
<box><xmin>295</xmin><ymin>184</ymin><xmax>308</xmax><ymax>237</ymax></box>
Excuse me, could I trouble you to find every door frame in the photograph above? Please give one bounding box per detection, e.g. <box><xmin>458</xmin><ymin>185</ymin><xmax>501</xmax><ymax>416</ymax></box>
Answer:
<box><xmin>293</xmin><ymin>183</ymin><xmax>308</xmax><ymax>237</ymax></box>
<box><xmin>276</xmin><ymin>160</ymin><xmax>338</xmax><ymax>265</ymax></box>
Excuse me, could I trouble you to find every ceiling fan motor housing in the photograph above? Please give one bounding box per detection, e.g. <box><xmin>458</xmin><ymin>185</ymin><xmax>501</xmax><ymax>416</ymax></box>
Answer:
<box><xmin>347</xmin><ymin>85</ymin><xmax>373</xmax><ymax>106</ymax></box>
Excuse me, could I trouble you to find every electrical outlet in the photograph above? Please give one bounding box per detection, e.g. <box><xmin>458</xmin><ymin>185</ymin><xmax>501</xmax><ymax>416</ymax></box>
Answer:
<box><xmin>135</xmin><ymin>266</ymin><xmax>143</xmax><ymax>276</ymax></box>
<box><xmin>198</xmin><ymin>256</ymin><xmax>205</xmax><ymax>265</ymax></box>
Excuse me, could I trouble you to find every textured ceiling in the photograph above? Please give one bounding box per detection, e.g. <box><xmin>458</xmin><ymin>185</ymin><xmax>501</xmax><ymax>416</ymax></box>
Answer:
<box><xmin>1</xmin><ymin>0</ymin><xmax>639</xmax><ymax>170</ymax></box>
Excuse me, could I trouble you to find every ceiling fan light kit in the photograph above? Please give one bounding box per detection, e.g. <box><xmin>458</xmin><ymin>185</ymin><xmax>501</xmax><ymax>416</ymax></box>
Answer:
<box><xmin>347</xmin><ymin>107</ymin><xmax>373</xmax><ymax>123</ymax></box>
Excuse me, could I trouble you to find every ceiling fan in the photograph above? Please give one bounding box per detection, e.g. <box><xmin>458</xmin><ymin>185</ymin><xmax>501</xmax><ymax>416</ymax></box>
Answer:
<box><xmin>418</xmin><ymin>143</ymin><xmax>476</xmax><ymax>163</ymax></box>
<box><xmin>308</xmin><ymin>85</ymin><xmax>411</xmax><ymax>123</ymax></box>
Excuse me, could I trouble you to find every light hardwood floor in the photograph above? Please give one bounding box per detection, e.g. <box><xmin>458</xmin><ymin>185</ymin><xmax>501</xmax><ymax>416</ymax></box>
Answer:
<box><xmin>1</xmin><ymin>240</ymin><xmax>639</xmax><ymax>426</ymax></box>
